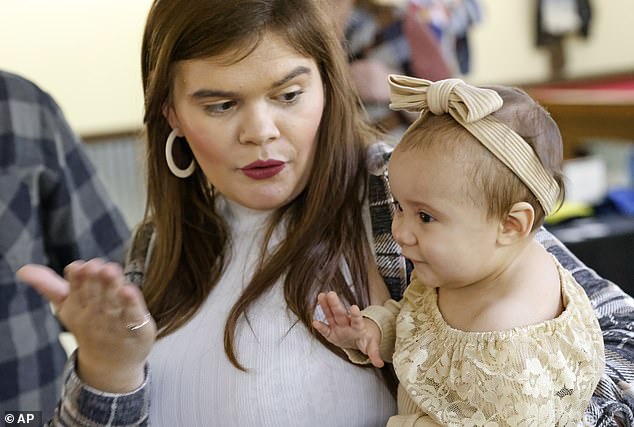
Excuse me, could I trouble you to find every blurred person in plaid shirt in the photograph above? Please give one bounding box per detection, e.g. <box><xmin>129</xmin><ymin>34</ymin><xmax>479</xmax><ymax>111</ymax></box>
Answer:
<box><xmin>0</xmin><ymin>70</ymin><xmax>129</xmax><ymax>418</ymax></box>
<box><xmin>336</xmin><ymin>0</ymin><xmax>480</xmax><ymax>137</ymax></box>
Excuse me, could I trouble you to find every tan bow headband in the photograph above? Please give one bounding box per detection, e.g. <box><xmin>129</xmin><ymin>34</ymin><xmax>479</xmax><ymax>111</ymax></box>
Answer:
<box><xmin>388</xmin><ymin>74</ymin><xmax>560</xmax><ymax>214</ymax></box>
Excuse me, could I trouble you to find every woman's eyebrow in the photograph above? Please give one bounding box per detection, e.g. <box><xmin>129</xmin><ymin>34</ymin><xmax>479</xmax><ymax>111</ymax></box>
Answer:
<box><xmin>190</xmin><ymin>89</ymin><xmax>237</xmax><ymax>99</ymax></box>
<box><xmin>271</xmin><ymin>66</ymin><xmax>311</xmax><ymax>88</ymax></box>
<box><xmin>189</xmin><ymin>66</ymin><xmax>311</xmax><ymax>99</ymax></box>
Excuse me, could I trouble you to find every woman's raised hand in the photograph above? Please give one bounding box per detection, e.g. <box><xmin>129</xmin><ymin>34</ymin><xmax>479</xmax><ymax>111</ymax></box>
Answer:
<box><xmin>16</xmin><ymin>259</ymin><xmax>156</xmax><ymax>393</ymax></box>
<box><xmin>312</xmin><ymin>291</ymin><xmax>384</xmax><ymax>368</ymax></box>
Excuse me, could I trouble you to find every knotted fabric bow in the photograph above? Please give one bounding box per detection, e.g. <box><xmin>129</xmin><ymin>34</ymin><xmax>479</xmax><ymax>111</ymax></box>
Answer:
<box><xmin>388</xmin><ymin>74</ymin><xmax>560</xmax><ymax>215</ymax></box>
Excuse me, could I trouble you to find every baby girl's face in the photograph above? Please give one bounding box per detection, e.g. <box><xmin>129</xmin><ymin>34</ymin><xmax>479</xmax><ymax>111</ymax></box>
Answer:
<box><xmin>388</xmin><ymin>142</ymin><xmax>502</xmax><ymax>290</ymax></box>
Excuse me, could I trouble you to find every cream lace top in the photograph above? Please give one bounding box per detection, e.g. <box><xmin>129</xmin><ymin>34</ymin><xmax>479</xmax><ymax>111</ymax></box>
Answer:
<box><xmin>349</xmin><ymin>257</ymin><xmax>604</xmax><ymax>426</ymax></box>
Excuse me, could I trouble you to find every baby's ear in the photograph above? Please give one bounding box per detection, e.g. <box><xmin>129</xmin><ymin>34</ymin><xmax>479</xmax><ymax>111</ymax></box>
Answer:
<box><xmin>497</xmin><ymin>202</ymin><xmax>534</xmax><ymax>246</ymax></box>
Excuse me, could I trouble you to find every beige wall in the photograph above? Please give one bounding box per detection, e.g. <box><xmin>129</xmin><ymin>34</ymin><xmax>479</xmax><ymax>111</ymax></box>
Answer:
<box><xmin>0</xmin><ymin>0</ymin><xmax>152</xmax><ymax>136</ymax></box>
<box><xmin>468</xmin><ymin>0</ymin><xmax>634</xmax><ymax>85</ymax></box>
<box><xmin>1</xmin><ymin>0</ymin><xmax>633</xmax><ymax>136</ymax></box>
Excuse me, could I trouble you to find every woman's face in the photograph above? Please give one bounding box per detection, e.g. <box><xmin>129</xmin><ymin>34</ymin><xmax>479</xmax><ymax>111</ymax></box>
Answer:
<box><xmin>166</xmin><ymin>32</ymin><xmax>325</xmax><ymax>210</ymax></box>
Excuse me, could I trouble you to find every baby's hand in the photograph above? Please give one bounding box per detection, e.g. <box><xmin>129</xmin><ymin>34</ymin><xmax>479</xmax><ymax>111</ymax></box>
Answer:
<box><xmin>312</xmin><ymin>291</ymin><xmax>384</xmax><ymax>368</ymax></box>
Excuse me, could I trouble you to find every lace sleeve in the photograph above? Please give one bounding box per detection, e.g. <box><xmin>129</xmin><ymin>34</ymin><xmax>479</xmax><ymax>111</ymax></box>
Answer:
<box><xmin>386</xmin><ymin>413</ymin><xmax>442</xmax><ymax>426</ymax></box>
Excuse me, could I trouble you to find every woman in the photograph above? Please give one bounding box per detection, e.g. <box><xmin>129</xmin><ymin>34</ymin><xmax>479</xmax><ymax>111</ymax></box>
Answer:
<box><xmin>18</xmin><ymin>1</ymin><xmax>634</xmax><ymax>426</ymax></box>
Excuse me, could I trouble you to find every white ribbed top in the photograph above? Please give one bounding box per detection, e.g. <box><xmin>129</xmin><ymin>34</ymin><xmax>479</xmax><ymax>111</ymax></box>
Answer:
<box><xmin>148</xmin><ymin>197</ymin><xmax>396</xmax><ymax>426</ymax></box>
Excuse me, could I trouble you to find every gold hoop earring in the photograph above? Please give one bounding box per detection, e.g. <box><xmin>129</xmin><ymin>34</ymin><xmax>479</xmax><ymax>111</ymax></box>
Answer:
<box><xmin>165</xmin><ymin>129</ymin><xmax>196</xmax><ymax>178</ymax></box>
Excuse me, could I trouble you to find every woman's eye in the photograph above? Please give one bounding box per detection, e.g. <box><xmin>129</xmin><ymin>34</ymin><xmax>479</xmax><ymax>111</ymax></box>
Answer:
<box><xmin>278</xmin><ymin>90</ymin><xmax>303</xmax><ymax>103</ymax></box>
<box><xmin>419</xmin><ymin>211</ymin><xmax>435</xmax><ymax>223</ymax></box>
<box><xmin>204</xmin><ymin>100</ymin><xmax>236</xmax><ymax>114</ymax></box>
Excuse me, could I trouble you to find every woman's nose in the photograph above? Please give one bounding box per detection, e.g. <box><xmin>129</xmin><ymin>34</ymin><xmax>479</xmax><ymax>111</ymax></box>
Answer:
<box><xmin>391</xmin><ymin>215</ymin><xmax>417</xmax><ymax>248</ymax></box>
<box><xmin>238</xmin><ymin>103</ymin><xmax>280</xmax><ymax>145</ymax></box>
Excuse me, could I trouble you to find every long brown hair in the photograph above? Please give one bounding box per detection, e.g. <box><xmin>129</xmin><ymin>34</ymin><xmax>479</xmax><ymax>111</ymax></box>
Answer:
<box><xmin>140</xmin><ymin>0</ymin><xmax>378</xmax><ymax>370</ymax></box>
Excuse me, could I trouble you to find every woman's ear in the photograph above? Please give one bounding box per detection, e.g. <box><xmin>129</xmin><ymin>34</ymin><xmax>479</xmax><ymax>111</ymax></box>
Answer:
<box><xmin>497</xmin><ymin>202</ymin><xmax>535</xmax><ymax>246</ymax></box>
<box><xmin>163</xmin><ymin>104</ymin><xmax>180</xmax><ymax>131</ymax></box>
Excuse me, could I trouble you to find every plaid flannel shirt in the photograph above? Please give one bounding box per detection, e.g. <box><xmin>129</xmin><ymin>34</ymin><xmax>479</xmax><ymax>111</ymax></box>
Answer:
<box><xmin>345</xmin><ymin>7</ymin><xmax>412</xmax><ymax>74</ymax></box>
<box><xmin>345</xmin><ymin>6</ymin><xmax>415</xmax><ymax>130</ymax></box>
<box><xmin>48</xmin><ymin>143</ymin><xmax>634</xmax><ymax>426</ymax></box>
<box><xmin>0</xmin><ymin>70</ymin><xmax>129</xmax><ymax>419</ymax></box>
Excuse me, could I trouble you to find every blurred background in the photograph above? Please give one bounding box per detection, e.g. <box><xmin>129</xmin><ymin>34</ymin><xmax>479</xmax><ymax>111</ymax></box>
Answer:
<box><xmin>1</xmin><ymin>0</ymin><xmax>633</xmax><ymax>292</ymax></box>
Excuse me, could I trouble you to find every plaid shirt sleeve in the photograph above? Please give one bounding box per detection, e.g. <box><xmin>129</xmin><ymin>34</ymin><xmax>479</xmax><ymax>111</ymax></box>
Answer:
<box><xmin>0</xmin><ymin>71</ymin><xmax>130</xmax><ymax>419</ymax></box>
<box><xmin>46</xmin><ymin>352</ymin><xmax>149</xmax><ymax>427</ymax></box>
<box><xmin>368</xmin><ymin>142</ymin><xmax>634</xmax><ymax>426</ymax></box>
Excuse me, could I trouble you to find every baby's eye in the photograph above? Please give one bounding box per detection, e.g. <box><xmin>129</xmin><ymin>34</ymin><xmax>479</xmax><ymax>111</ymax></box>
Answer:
<box><xmin>204</xmin><ymin>100</ymin><xmax>236</xmax><ymax>115</ymax></box>
<box><xmin>419</xmin><ymin>211</ymin><xmax>435</xmax><ymax>223</ymax></box>
<box><xmin>278</xmin><ymin>90</ymin><xmax>303</xmax><ymax>103</ymax></box>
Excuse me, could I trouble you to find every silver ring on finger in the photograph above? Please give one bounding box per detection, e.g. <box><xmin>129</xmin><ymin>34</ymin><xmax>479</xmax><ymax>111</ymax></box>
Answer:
<box><xmin>126</xmin><ymin>312</ymin><xmax>152</xmax><ymax>332</ymax></box>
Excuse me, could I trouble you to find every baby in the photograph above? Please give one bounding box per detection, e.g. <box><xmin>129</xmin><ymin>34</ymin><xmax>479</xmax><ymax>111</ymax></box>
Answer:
<box><xmin>313</xmin><ymin>75</ymin><xmax>604</xmax><ymax>426</ymax></box>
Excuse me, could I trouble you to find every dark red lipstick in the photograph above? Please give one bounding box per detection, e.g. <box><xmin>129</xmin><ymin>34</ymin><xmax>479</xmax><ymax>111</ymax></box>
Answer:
<box><xmin>240</xmin><ymin>159</ymin><xmax>285</xmax><ymax>180</ymax></box>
